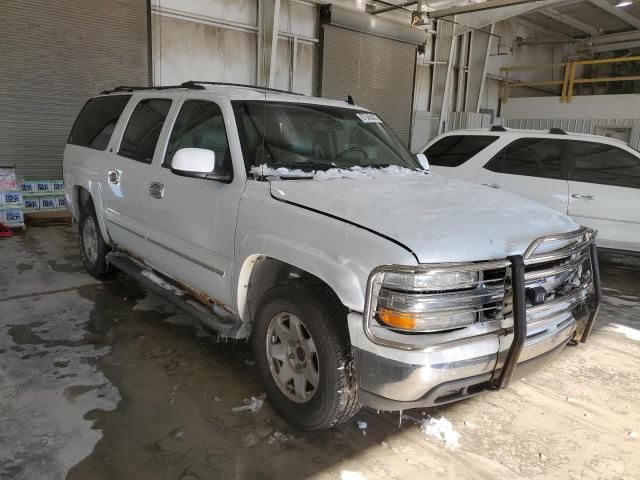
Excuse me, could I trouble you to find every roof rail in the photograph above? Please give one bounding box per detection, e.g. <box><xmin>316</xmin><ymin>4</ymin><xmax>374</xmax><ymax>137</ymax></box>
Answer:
<box><xmin>181</xmin><ymin>81</ymin><xmax>304</xmax><ymax>96</ymax></box>
<box><xmin>490</xmin><ymin>125</ymin><xmax>507</xmax><ymax>132</ymax></box>
<box><xmin>100</xmin><ymin>83</ymin><xmax>205</xmax><ymax>95</ymax></box>
<box><xmin>549</xmin><ymin>127</ymin><xmax>567</xmax><ymax>135</ymax></box>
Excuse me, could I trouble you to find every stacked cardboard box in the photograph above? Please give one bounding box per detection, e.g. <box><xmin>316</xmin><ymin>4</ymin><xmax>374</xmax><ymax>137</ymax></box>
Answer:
<box><xmin>0</xmin><ymin>167</ymin><xmax>25</xmax><ymax>228</ymax></box>
<box><xmin>21</xmin><ymin>179</ymin><xmax>66</xmax><ymax>212</ymax></box>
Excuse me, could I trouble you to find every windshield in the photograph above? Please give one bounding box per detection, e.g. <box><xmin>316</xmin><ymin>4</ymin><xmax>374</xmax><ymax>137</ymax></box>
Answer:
<box><xmin>232</xmin><ymin>101</ymin><xmax>421</xmax><ymax>174</ymax></box>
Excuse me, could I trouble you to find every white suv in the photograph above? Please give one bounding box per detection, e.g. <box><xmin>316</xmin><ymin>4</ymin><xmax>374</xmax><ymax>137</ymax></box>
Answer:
<box><xmin>421</xmin><ymin>127</ymin><xmax>640</xmax><ymax>253</ymax></box>
<box><xmin>64</xmin><ymin>82</ymin><xmax>601</xmax><ymax>429</ymax></box>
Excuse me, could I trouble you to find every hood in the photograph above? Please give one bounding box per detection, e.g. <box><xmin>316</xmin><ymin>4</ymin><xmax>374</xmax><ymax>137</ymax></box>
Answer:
<box><xmin>269</xmin><ymin>174</ymin><xmax>579</xmax><ymax>263</ymax></box>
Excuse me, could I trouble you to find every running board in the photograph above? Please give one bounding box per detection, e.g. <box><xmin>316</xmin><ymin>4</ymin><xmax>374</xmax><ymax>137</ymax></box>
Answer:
<box><xmin>106</xmin><ymin>252</ymin><xmax>244</xmax><ymax>339</ymax></box>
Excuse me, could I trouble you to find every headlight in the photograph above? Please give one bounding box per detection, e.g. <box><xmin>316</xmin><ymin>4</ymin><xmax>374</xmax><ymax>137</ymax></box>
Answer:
<box><xmin>366</xmin><ymin>264</ymin><xmax>507</xmax><ymax>335</ymax></box>
<box><xmin>382</xmin><ymin>270</ymin><xmax>478</xmax><ymax>292</ymax></box>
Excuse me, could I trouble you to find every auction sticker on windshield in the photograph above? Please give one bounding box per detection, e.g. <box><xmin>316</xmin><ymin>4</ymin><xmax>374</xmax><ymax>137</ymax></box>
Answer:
<box><xmin>356</xmin><ymin>113</ymin><xmax>382</xmax><ymax>124</ymax></box>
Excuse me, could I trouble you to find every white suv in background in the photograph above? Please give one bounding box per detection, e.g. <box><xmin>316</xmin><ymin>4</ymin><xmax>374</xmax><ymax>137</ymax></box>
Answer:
<box><xmin>421</xmin><ymin>127</ymin><xmax>640</xmax><ymax>253</ymax></box>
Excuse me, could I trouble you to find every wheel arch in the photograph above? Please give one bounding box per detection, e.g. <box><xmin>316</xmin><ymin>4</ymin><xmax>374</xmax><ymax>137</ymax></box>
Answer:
<box><xmin>237</xmin><ymin>255</ymin><xmax>349</xmax><ymax>332</ymax></box>
<box><xmin>72</xmin><ymin>182</ymin><xmax>111</xmax><ymax>244</ymax></box>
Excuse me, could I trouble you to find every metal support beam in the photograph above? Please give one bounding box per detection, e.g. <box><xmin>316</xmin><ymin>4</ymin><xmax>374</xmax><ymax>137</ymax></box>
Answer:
<box><xmin>430</xmin><ymin>18</ymin><xmax>456</xmax><ymax>136</ymax></box>
<box><xmin>467</xmin><ymin>24</ymin><xmax>494</xmax><ymax>113</ymax></box>
<box><xmin>517</xmin><ymin>29</ymin><xmax>640</xmax><ymax>46</ymax></box>
<box><xmin>539</xmin><ymin>8</ymin><xmax>600</xmax><ymax>36</ymax></box>
<box><xmin>429</xmin><ymin>21</ymin><xmax>456</xmax><ymax>138</ymax></box>
<box><xmin>513</xmin><ymin>18</ymin><xmax>570</xmax><ymax>38</ymax></box>
<box><xmin>257</xmin><ymin>0</ymin><xmax>281</xmax><ymax>88</ymax></box>
<box><xmin>450</xmin><ymin>0</ymin><xmax>571</xmax><ymax>35</ymax></box>
<box><xmin>589</xmin><ymin>0</ymin><xmax>640</xmax><ymax>30</ymax></box>
<box><xmin>372</xmin><ymin>1</ymin><xmax>418</xmax><ymax>15</ymax></box>
<box><xmin>591</xmin><ymin>40</ymin><xmax>640</xmax><ymax>53</ymax></box>
<box><xmin>589</xmin><ymin>29</ymin><xmax>640</xmax><ymax>45</ymax></box>
<box><xmin>456</xmin><ymin>32</ymin><xmax>469</xmax><ymax>112</ymax></box>
<box><xmin>429</xmin><ymin>0</ymin><xmax>542</xmax><ymax>18</ymax></box>
<box><xmin>290</xmin><ymin>36</ymin><xmax>298</xmax><ymax>92</ymax></box>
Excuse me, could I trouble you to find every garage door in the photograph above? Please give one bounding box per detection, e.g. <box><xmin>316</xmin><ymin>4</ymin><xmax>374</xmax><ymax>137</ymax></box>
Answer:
<box><xmin>320</xmin><ymin>23</ymin><xmax>420</xmax><ymax>146</ymax></box>
<box><xmin>0</xmin><ymin>0</ymin><xmax>149</xmax><ymax>179</ymax></box>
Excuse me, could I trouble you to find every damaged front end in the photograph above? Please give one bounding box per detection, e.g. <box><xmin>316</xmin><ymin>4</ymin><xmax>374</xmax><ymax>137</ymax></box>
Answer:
<box><xmin>352</xmin><ymin>227</ymin><xmax>602</xmax><ymax>410</ymax></box>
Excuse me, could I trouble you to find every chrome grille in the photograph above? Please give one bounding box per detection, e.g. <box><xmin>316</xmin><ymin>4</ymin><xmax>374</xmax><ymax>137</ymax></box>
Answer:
<box><xmin>363</xmin><ymin>227</ymin><xmax>598</xmax><ymax>350</ymax></box>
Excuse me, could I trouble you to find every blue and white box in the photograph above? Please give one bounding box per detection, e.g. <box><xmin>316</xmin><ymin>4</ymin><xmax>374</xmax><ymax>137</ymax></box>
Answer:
<box><xmin>39</xmin><ymin>196</ymin><xmax>56</xmax><ymax>210</ymax></box>
<box><xmin>23</xmin><ymin>197</ymin><xmax>40</xmax><ymax>211</ymax></box>
<box><xmin>52</xmin><ymin>179</ymin><xmax>64</xmax><ymax>193</ymax></box>
<box><xmin>54</xmin><ymin>196</ymin><xmax>66</xmax><ymax>209</ymax></box>
<box><xmin>35</xmin><ymin>180</ymin><xmax>52</xmax><ymax>195</ymax></box>
<box><xmin>2</xmin><ymin>190</ymin><xmax>23</xmax><ymax>208</ymax></box>
<box><xmin>21</xmin><ymin>181</ymin><xmax>37</xmax><ymax>195</ymax></box>
<box><xmin>3</xmin><ymin>209</ymin><xmax>24</xmax><ymax>226</ymax></box>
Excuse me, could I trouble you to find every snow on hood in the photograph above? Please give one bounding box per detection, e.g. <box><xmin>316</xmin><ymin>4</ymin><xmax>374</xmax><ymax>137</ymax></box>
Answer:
<box><xmin>268</xmin><ymin>174</ymin><xmax>579</xmax><ymax>263</ymax></box>
<box><xmin>250</xmin><ymin>164</ymin><xmax>428</xmax><ymax>181</ymax></box>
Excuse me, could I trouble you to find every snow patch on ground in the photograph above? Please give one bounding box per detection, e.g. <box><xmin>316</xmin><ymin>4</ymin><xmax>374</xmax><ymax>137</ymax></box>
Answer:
<box><xmin>419</xmin><ymin>416</ymin><xmax>461</xmax><ymax>449</ymax></box>
<box><xmin>232</xmin><ymin>395</ymin><xmax>264</xmax><ymax>413</ymax></box>
<box><xmin>340</xmin><ymin>470</ymin><xmax>367</xmax><ymax>480</ymax></box>
<box><xmin>267</xmin><ymin>431</ymin><xmax>292</xmax><ymax>445</ymax></box>
<box><xmin>141</xmin><ymin>270</ymin><xmax>184</xmax><ymax>296</ymax></box>
<box><xmin>250</xmin><ymin>164</ymin><xmax>428</xmax><ymax>181</ymax></box>
<box><xmin>604</xmin><ymin>323</ymin><xmax>640</xmax><ymax>342</ymax></box>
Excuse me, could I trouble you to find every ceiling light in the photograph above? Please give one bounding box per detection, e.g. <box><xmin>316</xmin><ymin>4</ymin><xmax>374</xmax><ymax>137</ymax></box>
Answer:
<box><xmin>616</xmin><ymin>0</ymin><xmax>633</xmax><ymax>7</ymax></box>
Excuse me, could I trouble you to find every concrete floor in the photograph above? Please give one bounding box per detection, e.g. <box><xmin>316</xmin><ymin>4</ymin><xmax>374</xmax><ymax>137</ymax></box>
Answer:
<box><xmin>1</xmin><ymin>225</ymin><xmax>639</xmax><ymax>480</ymax></box>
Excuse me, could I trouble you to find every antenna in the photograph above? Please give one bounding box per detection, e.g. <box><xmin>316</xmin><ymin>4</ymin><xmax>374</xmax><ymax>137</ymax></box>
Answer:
<box><xmin>347</xmin><ymin>95</ymin><xmax>356</xmax><ymax>105</ymax></box>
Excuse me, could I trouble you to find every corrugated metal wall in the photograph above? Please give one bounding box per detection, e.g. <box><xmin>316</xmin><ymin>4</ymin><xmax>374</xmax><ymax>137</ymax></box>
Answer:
<box><xmin>0</xmin><ymin>0</ymin><xmax>149</xmax><ymax>179</ymax></box>
<box><xmin>320</xmin><ymin>24</ymin><xmax>417</xmax><ymax>145</ymax></box>
<box><xmin>151</xmin><ymin>0</ymin><xmax>319</xmax><ymax>96</ymax></box>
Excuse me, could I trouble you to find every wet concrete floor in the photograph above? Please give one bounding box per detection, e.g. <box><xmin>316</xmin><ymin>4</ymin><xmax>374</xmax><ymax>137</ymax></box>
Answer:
<box><xmin>0</xmin><ymin>225</ymin><xmax>639</xmax><ymax>480</ymax></box>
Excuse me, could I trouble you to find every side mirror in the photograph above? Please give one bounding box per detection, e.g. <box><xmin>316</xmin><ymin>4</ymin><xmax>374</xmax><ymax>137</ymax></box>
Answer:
<box><xmin>416</xmin><ymin>153</ymin><xmax>430</xmax><ymax>170</ymax></box>
<box><xmin>170</xmin><ymin>148</ymin><xmax>232</xmax><ymax>183</ymax></box>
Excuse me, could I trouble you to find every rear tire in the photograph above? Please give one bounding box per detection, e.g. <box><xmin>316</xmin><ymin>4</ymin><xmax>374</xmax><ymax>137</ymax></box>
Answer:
<box><xmin>252</xmin><ymin>283</ymin><xmax>361</xmax><ymax>430</ymax></box>
<box><xmin>78</xmin><ymin>202</ymin><xmax>111</xmax><ymax>278</ymax></box>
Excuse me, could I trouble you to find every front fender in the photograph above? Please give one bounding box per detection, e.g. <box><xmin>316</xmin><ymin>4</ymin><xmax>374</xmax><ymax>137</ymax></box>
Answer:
<box><xmin>234</xmin><ymin>182</ymin><xmax>417</xmax><ymax>321</ymax></box>
<box><xmin>66</xmin><ymin>162</ymin><xmax>111</xmax><ymax>245</ymax></box>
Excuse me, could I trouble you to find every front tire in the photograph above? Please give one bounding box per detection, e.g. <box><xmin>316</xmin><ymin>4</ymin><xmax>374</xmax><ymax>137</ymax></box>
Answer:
<box><xmin>78</xmin><ymin>203</ymin><xmax>111</xmax><ymax>278</ymax></box>
<box><xmin>252</xmin><ymin>284</ymin><xmax>361</xmax><ymax>430</ymax></box>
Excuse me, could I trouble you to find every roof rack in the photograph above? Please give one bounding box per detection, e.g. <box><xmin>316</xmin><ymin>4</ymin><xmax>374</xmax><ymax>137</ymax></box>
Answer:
<box><xmin>490</xmin><ymin>125</ymin><xmax>507</xmax><ymax>132</ymax></box>
<box><xmin>100</xmin><ymin>83</ymin><xmax>205</xmax><ymax>95</ymax></box>
<box><xmin>181</xmin><ymin>80</ymin><xmax>304</xmax><ymax>96</ymax></box>
<box><xmin>549</xmin><ymin>127</ymin><xmax>567</xmax><ymax>135</ymax></box>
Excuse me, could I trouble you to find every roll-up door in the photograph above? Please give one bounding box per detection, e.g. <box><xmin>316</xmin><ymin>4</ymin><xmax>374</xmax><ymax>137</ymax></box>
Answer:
<box><xmin>319</xmin><ymin>6</ymin><xmax>426</xmax><ymax>146</ymax></box>
<box><xmin>0</xmin><ymin>0</ymin><xmax>149</xmax><ymax>179</ymax></box>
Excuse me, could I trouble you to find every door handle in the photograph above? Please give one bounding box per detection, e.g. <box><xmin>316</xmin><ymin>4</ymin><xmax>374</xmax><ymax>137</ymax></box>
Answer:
<box><xmin>572</xmin><ymin>193</ymin><xmax>594</xmax><ymax>200</ymax></box>
<box><xmin>107</xmin><ymin>170</ymin><xmax>120</xmax><ymax>185</ymax></box>
<box><xmin>149</xmin><ymin>182</ymin><xmax>165</xmax><ymax>199</ymax></box>
<box><xmin>482</xmin><ymin>183</ymin><xmax>501</xmax><ymax>189</ymax></box>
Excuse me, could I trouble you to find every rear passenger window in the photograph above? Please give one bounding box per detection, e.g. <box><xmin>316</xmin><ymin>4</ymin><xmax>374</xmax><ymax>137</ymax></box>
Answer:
<box><xmin>570</xmin><ymin>141</ymin><xmax>640</xmax><ymax>189</ymax></box>
<box><xmin>118</xmin><ymin>98</ymin><xmax>172</xmax><ymax>164</ymax></box>
<box><xmin>68</xmin><ymin>95</ymin><xmax>131</xmax><ymax>150</ymax></box>
<box><xmin>164</xmin><ymin>100</ymin><xmax>230</xmax><ymax>170</ymax></box>
<box><xmin>424</xmin><ymin>135</ymin><xmax>499</xmax><ymax>167</ymax></box>
<box><xmin>485</xmin><ymin>138</ymin><xmax>565</xmax><ymax>180</ymax></box>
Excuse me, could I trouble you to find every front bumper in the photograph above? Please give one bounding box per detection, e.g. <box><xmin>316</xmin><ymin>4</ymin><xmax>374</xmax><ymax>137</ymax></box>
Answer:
<box><xmin>351</xmin><ymin>231</ymin><xmax>602</xmax><ymax>410</ymax></box>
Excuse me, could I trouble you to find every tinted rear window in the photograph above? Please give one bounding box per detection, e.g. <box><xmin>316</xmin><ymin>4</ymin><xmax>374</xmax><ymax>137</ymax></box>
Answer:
<box><xmin>485</xmin><ymin>138</ymin><xmax>565</xmax><ymax>180</ymax></box>
<box><xmin>570</xmin><ymin>140</ymin><xmax>640</xmax><ymax>189</ymax></box>
<box><xmin>68</xmin><ymin>95</ymin><xmax>131</xmax><ymax>150</ymax></box>
<box><xmin>424</xmin><ymin>135</ymin><xmax>499</xmax><ymax>167</ymax></box>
